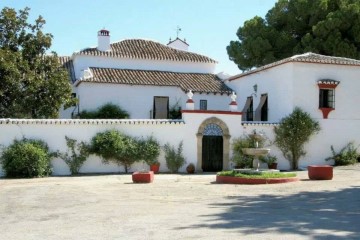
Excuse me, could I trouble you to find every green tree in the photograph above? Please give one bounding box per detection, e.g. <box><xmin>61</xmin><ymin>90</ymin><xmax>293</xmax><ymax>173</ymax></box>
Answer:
<box><xmin>227</xmin><ymin>0</ymin><xmax>360</xmax><ymax>71</ymax></box>
<box><xmin>78</xmin><ymin>103</ymin><xmax>129</xmax><ymax>119</ymax></box>
<box><xmin>274</xmin><ymin>107</ymin><xmax>321</xmax><ymax>170</ymax></box>
<box><xmin>90</xmin><ymin>130</ymin><xmax>141</xmax><ymax>173</ymax></box>
<box><xmin>0</xmin><ymin>7</ymin><xmax>75</xmax><ymax>118</ymax></box>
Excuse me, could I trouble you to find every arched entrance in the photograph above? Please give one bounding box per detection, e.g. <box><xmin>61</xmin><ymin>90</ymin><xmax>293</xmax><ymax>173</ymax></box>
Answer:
<box><xmin>196</xmin><ymin>117</ymin><xmax>230</xmax><ymax>172</ymax></box>
<box><xmin>202</xmin><ymin>124</ymin><xmax>223</xmax><ymax>171</ymax></box>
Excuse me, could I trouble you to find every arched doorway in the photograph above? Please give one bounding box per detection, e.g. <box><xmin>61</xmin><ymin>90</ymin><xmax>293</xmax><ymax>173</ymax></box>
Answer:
<box><xmin>196</xmin><ymin>117</ymin><xmax>231</xmax><ymax>172</ymax></box>
<box><xmin>202</xmin><ymin>124</ymin><xmax>223</xmax><ymax>171</ymax></box>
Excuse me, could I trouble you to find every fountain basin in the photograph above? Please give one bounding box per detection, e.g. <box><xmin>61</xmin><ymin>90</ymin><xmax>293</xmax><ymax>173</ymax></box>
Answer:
<box><xmin>242</xmin><ymin>148</ymin><xmax>270</xmax><ymax>156</ymax></box>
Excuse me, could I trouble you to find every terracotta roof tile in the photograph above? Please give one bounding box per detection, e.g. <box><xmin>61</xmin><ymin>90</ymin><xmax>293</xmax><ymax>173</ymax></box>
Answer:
<box><xmin>229</xmin><ymin>52</ymin><xmax>360</xmax><ymax>81</ymax></box>
<box><xmin>76</xmin><ymin>39</ymin><xmax>216</xmax><ymax>63</ymax></box>
<box><xmin>78</xmin><ymin>68</ymin><xmax>232</xmax><ymax>94</ymax></box>
<box><xmin>58</xmin><ymin>56</ymin><xmax>76</xmax><ymax>83</ymax></box>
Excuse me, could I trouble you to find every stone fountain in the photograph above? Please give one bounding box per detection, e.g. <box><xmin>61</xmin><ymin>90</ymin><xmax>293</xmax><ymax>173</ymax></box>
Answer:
<box><xmin>239</xmin><ymin>131</ymin><xmax>276</xmax><ymax>172</ymax></box>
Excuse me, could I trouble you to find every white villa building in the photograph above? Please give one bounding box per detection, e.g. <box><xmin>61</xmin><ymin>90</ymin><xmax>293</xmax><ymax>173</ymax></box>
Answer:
<box><xmin>1</xmin><ymin>29</ymin><xmax>360</xmax><ymax>176</ymax></box>
<box><xmin>59</xmin><ymin>29</ymin><xmax>233</xmax><ymax>119</ymax></box>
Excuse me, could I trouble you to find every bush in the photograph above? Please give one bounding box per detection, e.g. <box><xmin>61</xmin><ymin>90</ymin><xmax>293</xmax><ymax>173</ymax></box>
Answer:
<box><xmin>326</xmin><ymin>142</ymin><xmax>359</xmax><ymax>166</ymax></box>
<box><xmin>79</xmin><ymin>103</ymin><xmax>129</xmax><ymax>119</ymax></box>
<box><xmin>231</xmin><ymin>133</ymin><xmax>267</xmax><ymax>168</ymax></box>
<box><xmin>1</xmin><ymin>138</ymin><xmax>53</xmax><ymax>178</ymax></box>
<box><xmin>164</xmin><ymin>141</ymin><xmax>186</xmax><ymax>173</ymax></box>
<box><xmin>274</xmin><ymin>107</ymin><xmax>320</xmax><ymax>170</ymax></box>
<box><xmin>57</xmin><ymin>136</ymin><xmax>90</xmax><ymax>175</ymax></box>
<box><xmin>138</xmin><ymin>136</ymin><xmax>161</xmax><ymax>166</ymax></box>
<box><xmin>90</xmin><ymin>130</ymin><xmax>140</xmax><ymax>173</ymax></box>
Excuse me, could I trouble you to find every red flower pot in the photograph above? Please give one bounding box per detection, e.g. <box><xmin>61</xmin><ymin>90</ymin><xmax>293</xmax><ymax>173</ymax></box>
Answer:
<box><xmin>132</xmin><ymin>171</ymin><xmax>154</xmax><ymax>183</ymax></box>
<box><xmin>150</xmin><ymin>164</ymin><xmax>160</xmax><ymax>174</ymax></box>
<box><xmin>268</xmin><ymin>163</ymin><xmax>278</xmax><ymax>169</ymax></box>
<box><xmin>308</xmin><ymin>165</ymin><xmax>333</xmax><ymax>180</ymax></box>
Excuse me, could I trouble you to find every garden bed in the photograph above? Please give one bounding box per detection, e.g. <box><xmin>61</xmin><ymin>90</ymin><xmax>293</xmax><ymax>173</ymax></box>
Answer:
<box><xmin>216</xmin><ymin>170</ymin><xmax>299</xmax><ymax>184</ymax></box>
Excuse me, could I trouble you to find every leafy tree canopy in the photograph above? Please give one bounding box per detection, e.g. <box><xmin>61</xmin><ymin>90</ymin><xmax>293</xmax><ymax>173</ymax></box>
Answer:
<box><xmin>274</xmin><ymin>107</ymin><xmax>320</xmax><ymax>170</ymax></box>
<box><xmin>227</xmin><ymin>0</ymin><xmax>360</xmax><ymax>71</ymax></box>
<box><xmin>0</xmin><ymin>7</ymin><xmax>75</xmax><ymax>118</ymax></box>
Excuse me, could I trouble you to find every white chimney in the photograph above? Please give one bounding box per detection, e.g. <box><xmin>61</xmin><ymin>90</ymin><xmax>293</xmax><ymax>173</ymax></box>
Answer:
<box><xmin>97</xmin><ymin>29</ymin><xmax>110</xmax><ymax>51</ymax></box>
<box><xmin>167</xmin><ymin>37</ymin><xmax>189</xmax><ymax>51</ymax></box>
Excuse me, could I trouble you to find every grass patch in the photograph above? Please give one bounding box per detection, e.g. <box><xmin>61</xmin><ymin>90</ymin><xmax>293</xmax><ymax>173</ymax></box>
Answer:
<box><xmin>217</xmin><ymin>170</ymin><xmax>296</xmax><ymax>179</ymax></box>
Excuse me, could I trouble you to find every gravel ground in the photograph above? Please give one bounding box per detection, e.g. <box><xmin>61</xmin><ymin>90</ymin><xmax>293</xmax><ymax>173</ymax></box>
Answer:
<box><xmin>1</xmin><ymin>164</ymin><xmax>360</xmax><ymax>240</ymax></box>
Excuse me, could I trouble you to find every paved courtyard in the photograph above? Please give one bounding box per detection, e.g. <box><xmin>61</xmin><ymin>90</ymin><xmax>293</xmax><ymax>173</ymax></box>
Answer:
<box><xmin>1</xmin><ymin>165</ymin><xmax>360</xmax><ymax>240</ymax></box>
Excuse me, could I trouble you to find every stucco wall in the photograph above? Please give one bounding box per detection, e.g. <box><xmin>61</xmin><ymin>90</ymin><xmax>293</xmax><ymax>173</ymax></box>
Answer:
<box><xmin>0</xmin><ymin>111</ymin><xmax>242</xmax><ymax>177</ymax></box>
<box><xmin>1</xmin><ymin>113</ymin><xmax>358</xmax><ymax>177</ymax></box>
<box><xmin>226</xmin><ymin>63</ymin><xmax>294</xmax><ymax>122</ymax></box>
<box><xmin>292</xmin><ymin>62</ymin><xmax>360</xmax><ymax>120</ymax></box>
<box><xmin>61</xmin><ymin>83</ymin><xmax>232</xmax><ymax>119</ymax></box>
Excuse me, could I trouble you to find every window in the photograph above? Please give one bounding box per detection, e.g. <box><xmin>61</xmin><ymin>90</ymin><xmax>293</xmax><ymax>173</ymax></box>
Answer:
<box><xmin>319</xmin><ymin>89</ymin><xmax>335</xmax><ymax>108</ymax></box>
<box><xmin>242</xmin><ymin>97</ymin><xmax>253</xmax><ymax>121</ymax></box>
<box><xmin>153</xmin><ymin>96</ymin><xmax>169</xmax><ymax>119</ymax></box>
<box><xmin>255</xmin><ymin>94</ymin><xmax>268</xmax><ymax>121</ymax></box>
<box><xmin>317</xmin><ymin>79</ymin><xmax>339</xmax><ymax>119</ymax></box>
<box><xmin>200</xmin><ymin>100</ymin><xmax>207</xmax><ymax>110</ymax></box>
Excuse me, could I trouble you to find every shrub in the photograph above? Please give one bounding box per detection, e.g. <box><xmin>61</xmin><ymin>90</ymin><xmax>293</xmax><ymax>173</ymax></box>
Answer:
<box><xmin>274</xmin><ymin>107</ymin><xmax>320</xmax><ymax>170</ymax></box>
<box><xmin>1</xmin><ymin>138</ymin><xmax>53</xmax><ymax>178</ymax></box>
<box><xmin>163</xmin><ymin>141</ymin><xmax>186</xmax><ymax>173</ymax></box>
<box><xmin>79</xmin><ymin>103</ymin><xmax>129</xmax><ymax>119</ymax></box>
<box><xmin>57</xmin><ymin>136</ymin><xmax>90</xmax><ymax>175</ymax></box>
<box><xmin>326</xmin><ymin>142</ymin><xmax>359</xmax><ymax>166</ymax></box>
<box><xmin>138</xmin><ymin>136</ymin><xmax>161</xmax><ymax>166</ymax></box>
<box><xmin>259</xmin><ymin>154</ymin><xmax>277</xmax><ymax>165</ymax></box>
<box><xmin>90</xmin><ymin>130</ymin><xmax>140</xmax><ymax>173</ymax></box>
<box><xmin>231</xmin><ymin>133</ymin><xmax>266</xmax><ymax>168</ymax></box>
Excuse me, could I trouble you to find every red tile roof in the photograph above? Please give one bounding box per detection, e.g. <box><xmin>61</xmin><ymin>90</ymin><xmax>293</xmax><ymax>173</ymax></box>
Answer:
<box><xmin>77</xmin><ymin>68</ymin><xmax>232</xmax><ymax>94</ymax></box>
<box><xmin>76</xmin><ymin>39</ymin><xmax>216</xmax><ymax>63</ymax></box>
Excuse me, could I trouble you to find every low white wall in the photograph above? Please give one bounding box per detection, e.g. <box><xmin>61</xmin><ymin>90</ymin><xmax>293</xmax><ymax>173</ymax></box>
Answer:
<box><xmin>0</xmin><ymin>111</ymin><xmax>243</xmax><ymax>176</ymax></box>
<box><xmin>242</xmin><ymin>119</ymin><xmax>360</xmax><ymax>170</ymax></box>
<box><xmin>1</xmin><ymin>116</ymin><xmax>358</xmax><ymax>177</ymax></box>
<box><xmin>0</xmin><ymin>119</ymin><xmax>187</xmax><ymax>176</ymax></box>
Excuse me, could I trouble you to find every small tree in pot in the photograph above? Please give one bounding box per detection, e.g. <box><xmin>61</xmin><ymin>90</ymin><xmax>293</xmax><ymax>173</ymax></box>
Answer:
<box><xmin>90</xmin><ymin>130</ymin><xmax>140</xmax><ymax>173</ymax></box>
<box><xmin>139</xmin><ymin>136</ymin><xmax>161</xmax><ymax>173</ymax></box>
<box><xmin>274</xmin><ymin>107</ymin><xmax>320</xmax><ymax>170</ymax></box>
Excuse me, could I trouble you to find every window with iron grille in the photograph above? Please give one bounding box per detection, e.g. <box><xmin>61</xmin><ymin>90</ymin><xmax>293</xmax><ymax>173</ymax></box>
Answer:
<box><xmin>200</xmin><ymin>100</ymin><xmax>207</xmax><ymax>110</ymax></box>
<box><xmin>319</xmin><ymin>89</ymin><xmax>335</xmax><ymax>108</ymax></box>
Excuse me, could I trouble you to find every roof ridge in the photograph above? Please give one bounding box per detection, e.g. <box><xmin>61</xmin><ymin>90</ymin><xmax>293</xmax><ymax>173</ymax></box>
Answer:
<box><xmin>88</xmin><ymin>67</ymin><xmax>216</xmax><ymax>76</ymax></box>
<box><xmin>229</xmin><ymin>52</ymin><xmax>360</xmax><ymax>81</ymax></box>
<box><xmin>75</xmin><ymin>38</ymin><xmax>217</xmax><ymax>64</ymax></box>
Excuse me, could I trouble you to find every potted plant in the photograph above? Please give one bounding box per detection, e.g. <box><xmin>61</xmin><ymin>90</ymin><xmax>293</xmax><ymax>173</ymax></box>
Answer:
<box><xmin>260</xmin><ymin>154</ymin><xmax>278</xmax><ymax>169</ymax></box>
<box><xmin>140</xmin><ymin>136</ymin><xmax>161</xmax><ymax>173</ymax></box>
<box><xmin>186</xmin><ymin>163</ymin><xmax>195</xmax><ymax>174</ymax></box>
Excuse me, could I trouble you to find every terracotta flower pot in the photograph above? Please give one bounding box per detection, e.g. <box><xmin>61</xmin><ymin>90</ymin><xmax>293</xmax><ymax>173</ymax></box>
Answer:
<box><xmin>132</xmin><ymin>171</ymin><xmax>154</xmax><ymax>183</ymax></box>
<box><xmin>268</xmin><ymin>163</ymin><xmax>278</xmax><ymax>169</ymax></box>
<box><xmin>308</xmin><ymin>165</ymin><xmax>333</xmax><ymax>180</ymax></box>
<box><xmin>186</xmin><ymin>163</ymin><xmax>195</xmax><ymax>174</ymax></box>
<box><xmin>150</xmin><ymin>164</ymin><xmax>160</xmax><ymax>174</ymax></box>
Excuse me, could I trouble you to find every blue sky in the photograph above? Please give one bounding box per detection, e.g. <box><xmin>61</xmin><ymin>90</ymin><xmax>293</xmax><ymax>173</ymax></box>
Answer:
<box><xmin>1</xmin><ymin>0</ymin><xmax>278</xmax><ymax>75</ymax></box>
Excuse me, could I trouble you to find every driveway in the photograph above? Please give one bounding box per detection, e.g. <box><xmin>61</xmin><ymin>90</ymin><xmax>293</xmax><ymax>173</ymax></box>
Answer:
<box><xmin>1</xmin><ymin>165</ymin><xmax>360</xmax><ymax>240</ymax></box>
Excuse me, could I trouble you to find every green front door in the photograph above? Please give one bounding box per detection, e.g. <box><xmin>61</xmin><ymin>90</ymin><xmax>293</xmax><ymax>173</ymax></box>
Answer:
<box><xmin>202</xmin><ymin>136</ymin><xmax>223</xmax><ymax>172</ymax></box>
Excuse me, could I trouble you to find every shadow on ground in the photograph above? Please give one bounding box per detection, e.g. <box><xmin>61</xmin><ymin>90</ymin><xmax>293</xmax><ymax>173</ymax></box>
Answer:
<box><xmin>176</xmin><ymin>186</ymin><xmax>360</xmax><ymax>239</ymax></box>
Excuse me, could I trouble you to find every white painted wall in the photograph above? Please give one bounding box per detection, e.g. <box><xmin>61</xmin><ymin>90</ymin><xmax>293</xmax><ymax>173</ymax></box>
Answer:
<box><xmin>292</xmin><ymin>62</ymin><xmax>360</xmax><ymax>120</ymax></box>
<box><xmin>61</xmin><ymin>83</ymin><xmax>232</xmax><ymax>119</ymax></box>
<box><xmin>1</xmin><ymin>114</ymin><xmax>359</xmax><ymax>177</ymax></box>
<box><xmin>0</xmin><ymin>111</ymin><xmax>243</xmax><ymax>177</ymax></box>
<box><xmin>228</xmin><ymin>62</ymin><xmax>360</xmax><ymax>123</ymax></box>
<box><xmin>72</xmin><ymin>55</ymin><xmax>215</xmax><ymax>77</ymax></box>
<box><xmin>226</xmin><ymin>63</ymin><xmax>294</xmax><ymax>122</ymax></box>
